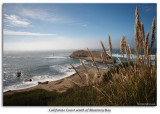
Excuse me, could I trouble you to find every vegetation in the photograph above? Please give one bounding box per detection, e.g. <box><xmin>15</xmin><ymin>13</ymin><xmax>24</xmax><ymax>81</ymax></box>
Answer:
<box><xmin>71</xmin><ymin>6</ymin><xmax>157</xmax><ymax>106</ymax></box>
<box><xmin>3</xmin><ymin>88</ymin><xmax>114</xmax><ymax>106</ymax></box>
<box><xmin>4</xmin><ymin>6</ymin><xmax>156</xmax><ymax>106</ymax></box>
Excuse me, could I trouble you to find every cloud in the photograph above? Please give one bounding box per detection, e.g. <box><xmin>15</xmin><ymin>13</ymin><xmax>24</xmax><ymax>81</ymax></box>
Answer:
<box><xmin>81</xmin><ymin>24</ymin><xmax>87</xmax><ymax>27</ymax></box>
<box><xmin>142</xmin><ymin>4</ymin><xmax>156</xmax><ymax>12</ymax></box>
<box><xmin>20</xmin><ymin>8</ymin><xmax>74</xmax><ymax>24</ymax></box>
<box><xmin>3</xmin><ymin>37</ymin><xmax>101</xmax><ymax>51</ymax></box>
<box><xmin>4</xmin><ymin>14</ymin><xmax>30</xmax><ymax>27</ymax></box>
<box><xmin>3</xmin><ymin>29</ymin><xmax>56</xmax><ymax>36</ymax></box>
<box><xmin>3</xmin><ymin>5</ymin><xmax>85</xmax><ymax>26</ymax></box>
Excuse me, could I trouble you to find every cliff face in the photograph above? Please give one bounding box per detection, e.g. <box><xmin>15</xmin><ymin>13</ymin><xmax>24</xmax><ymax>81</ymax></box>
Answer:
<box><xmin>70</xmin><ymin>50</ymin><xmax>116</xmax><ymax>63</ymax></box>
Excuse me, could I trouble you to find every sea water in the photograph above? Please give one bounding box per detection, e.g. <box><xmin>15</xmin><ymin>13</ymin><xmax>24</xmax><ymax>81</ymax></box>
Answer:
<box><xmin>3</xmin><ymin>49</ymin><xmax>156</xmax><ymax>92</ymax></box>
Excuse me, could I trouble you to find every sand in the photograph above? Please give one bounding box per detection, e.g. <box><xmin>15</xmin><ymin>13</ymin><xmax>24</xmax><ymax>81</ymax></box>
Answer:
<box><xmin>3</xmin><ymin>67</ymin><xmax>108</xmax><ymax>95</ymax></box>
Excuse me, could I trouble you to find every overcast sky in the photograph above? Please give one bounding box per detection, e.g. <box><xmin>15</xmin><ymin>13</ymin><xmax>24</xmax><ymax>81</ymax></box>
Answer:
<box><xmin>3</xmin><ymin>3</ymin><xmax>157</xmax><ymax>51</ymax></box>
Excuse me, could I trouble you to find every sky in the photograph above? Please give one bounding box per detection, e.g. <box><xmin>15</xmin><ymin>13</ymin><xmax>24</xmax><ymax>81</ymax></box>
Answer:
<box><xmin>3</xmin><ymin>3</ymin><xmax>157</xmax><ymax>51</ymax></box>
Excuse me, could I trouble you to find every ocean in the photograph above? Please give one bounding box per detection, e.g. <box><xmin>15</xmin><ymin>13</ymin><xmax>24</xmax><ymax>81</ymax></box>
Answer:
<box><xmin>3</xmin><ymin>49</ymin><xmax>156</xmax><ymax>92</ymax></box>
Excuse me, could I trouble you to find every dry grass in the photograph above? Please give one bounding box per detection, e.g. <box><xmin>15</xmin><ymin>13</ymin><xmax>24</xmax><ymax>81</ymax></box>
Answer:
<box><xmin>108</xmin><ymin>35</ymin><xmax>112</xmax><ymax>58</ymax></box>
<box><xmin>70</xmin><ymin>6</ymin><xmax>156</xmax><ymax>106</ymax></box>
<box><xmin>120</xmin><ymin>36</ymin><xmax>126</xmax><ymax>58</ymax></box>
<box><xmin>151</xmin><ymin>17</ymin><xmax>156</xmax><ymax>48</ymax></box>
<box><xmin>70</xmin><ymin>64</ymin><xmax>82</xmax><ymax>80</ymax></box>
<box><xmin>141</xmin><ymin>22</ymin><xmax>145</xmax><ymax>40</ymax></box>
<box><xmin>87</xmin><ymin>48</ymin><xmax>101</xmax><ymax>76</ymax></box>
<box><xmin>144</xmin><ymin>32</ymin><xmax>149</xmax><ymax>56</ymax></box>
<box><xmin>128</xmin><ymin>44</ymin><xmax>132</xmax><ymax>59</ymax></box>
<box><xmin>80</xmin><ymin>59</ymin><xmax>88</xmax><ymax>73</ymax></box>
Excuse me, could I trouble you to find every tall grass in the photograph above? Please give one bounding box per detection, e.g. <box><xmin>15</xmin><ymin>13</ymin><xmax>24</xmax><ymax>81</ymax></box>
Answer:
<box><xmin>71</xmin><ymin>6</ymin><xmax>156</xmax><ymax>106</ymax></box>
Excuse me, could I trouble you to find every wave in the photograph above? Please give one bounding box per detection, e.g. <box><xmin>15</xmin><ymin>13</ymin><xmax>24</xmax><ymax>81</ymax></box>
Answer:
<box><xmin>3</xmin><ymin>63</ymin><xmax>77</xmax><ymax>92</ymax></box>
<box><xmin>111</xmin><ymin>53</ymin><xmax>155</xmax><ymax>60</ymax></box>
<box><xmin>112</xmin><ymin>54</ymin><xmax>124</xmax><ymax>58</ymax></box>
<box><xmin>5</xmin><ymin>56</ymin><xmax>22</xmax><ymax>59</ymax></box>
<box><xmin>3</xmin><ymin>73</ymin><xmax>74</xmax><ymax>92</ymax></box>
<box><xmin>50</xmin><ymin>64</ymin><xmax>74</xmax><ymax>73</ymax></box>
<box><xmin>3</xmin><ymin>75</ymin><xmax>56</xmax><ymax>92</ymax></box>
<box><xmin>150</xmin><ymin>55</ymin><xmax>156</xmax><ymax>60</ymax></box>
<box><xmin>42</xmin><ymin>56</ymin><xmax>68</xmax><ymax>59</ymax></box>
<box><xmin>3</xmin><ymin>82</ymin><xmax>37</xmax><ymax>92</ymax></box>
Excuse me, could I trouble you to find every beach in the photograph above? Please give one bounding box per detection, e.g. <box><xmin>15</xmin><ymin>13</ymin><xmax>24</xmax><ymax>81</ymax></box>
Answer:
<box><xmin>4</xmin><ymin>67</ymin><xmax>107</xmax><ymax>95</ymax></box>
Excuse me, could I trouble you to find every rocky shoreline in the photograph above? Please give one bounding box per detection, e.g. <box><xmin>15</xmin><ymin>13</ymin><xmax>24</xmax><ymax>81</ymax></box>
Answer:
<box><xmin>3</xmin><ymin>67</ymin><xmax>107</xmax><ymax>95</ymax></box>
<box><xmin>70</xmin><ymin>50</ymin><xmax>116</xmax><ymax>63</ymax></box>
<box><xmin>4</xmin><ymin>50</ymin><xmax>115</xmax><ymax>96</ymax></box>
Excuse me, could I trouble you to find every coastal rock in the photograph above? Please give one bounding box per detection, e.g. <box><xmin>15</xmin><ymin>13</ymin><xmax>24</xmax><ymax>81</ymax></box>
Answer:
<box><xmin>70</xmin><ymin>50</ymin><xmax>116</xmax><ymax>63</ymax></box>
<box><xmin>68</xmin><ymin>67</ymin><xmax>73</xmax><ymax>69</ymax></box>
<box><xmin>38</xmin><ymin>81</ymin><xmax>49</xmax><ymax>85</ymax></box>
<box><xmin>16</xmin><ymin>72</ymin><xmax>21</xmax><ymax>77</ymax></box>
<box><xmin>24</xmin><ymin>79</ymin><xmax>32</xmax><ymax>82</ymax></box>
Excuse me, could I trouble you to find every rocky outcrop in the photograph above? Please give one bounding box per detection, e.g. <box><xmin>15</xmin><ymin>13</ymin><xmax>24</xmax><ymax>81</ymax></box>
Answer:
<box><xmin>70</xmin><ymin>50</ymin><xmax>116</xmax><ymax>63</ymax></box>
<box><xmin>16</xmin><ymin>72</ymin><xmax>21</xmax><ymax>77</ymax></box>
<box><xmin>38</xmin><ymin>81</ymin><xmax>49</xmax><ymax>85</ymax></box>
<box><xmin>24</xmin><ymin>79</ymin><xmax>32</xmax><ymax>82</ymax></box>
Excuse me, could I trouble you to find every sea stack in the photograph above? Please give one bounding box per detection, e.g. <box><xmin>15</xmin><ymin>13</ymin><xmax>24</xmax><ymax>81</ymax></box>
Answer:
<box><xmin>70</xmin><ymin>50</ymin><xmax>116</xmax><ymax>63</ymax></box>
<box><xmin>16</xmin><ymin>72</ymin><xmax>21</xmax><ymax>77</ymax></box>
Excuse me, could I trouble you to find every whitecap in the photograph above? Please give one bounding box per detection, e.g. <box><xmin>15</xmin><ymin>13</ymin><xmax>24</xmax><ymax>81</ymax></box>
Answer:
<box><xmin>50</xmin><ymin>64</ymin><xmax>75</xmax><ymax>74</ymax></box>
<box><xmin>3</xmin><ymin>72</ymin><xmax>76</xmax><ymax>92</ymax></box>
<box><xmin>111</xmin><ymin>53</ymin><xmax>156</xmax><ymax>61</ymax></box>
<box><xmin>42</xmin><ymin>56</ymin><xmax>68</xmax><ymax>59</ymax></box>
<box><xmin>3</xmin><ymin>82</ymin><xmax>37</xmax><ymax>92</ymax></box>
